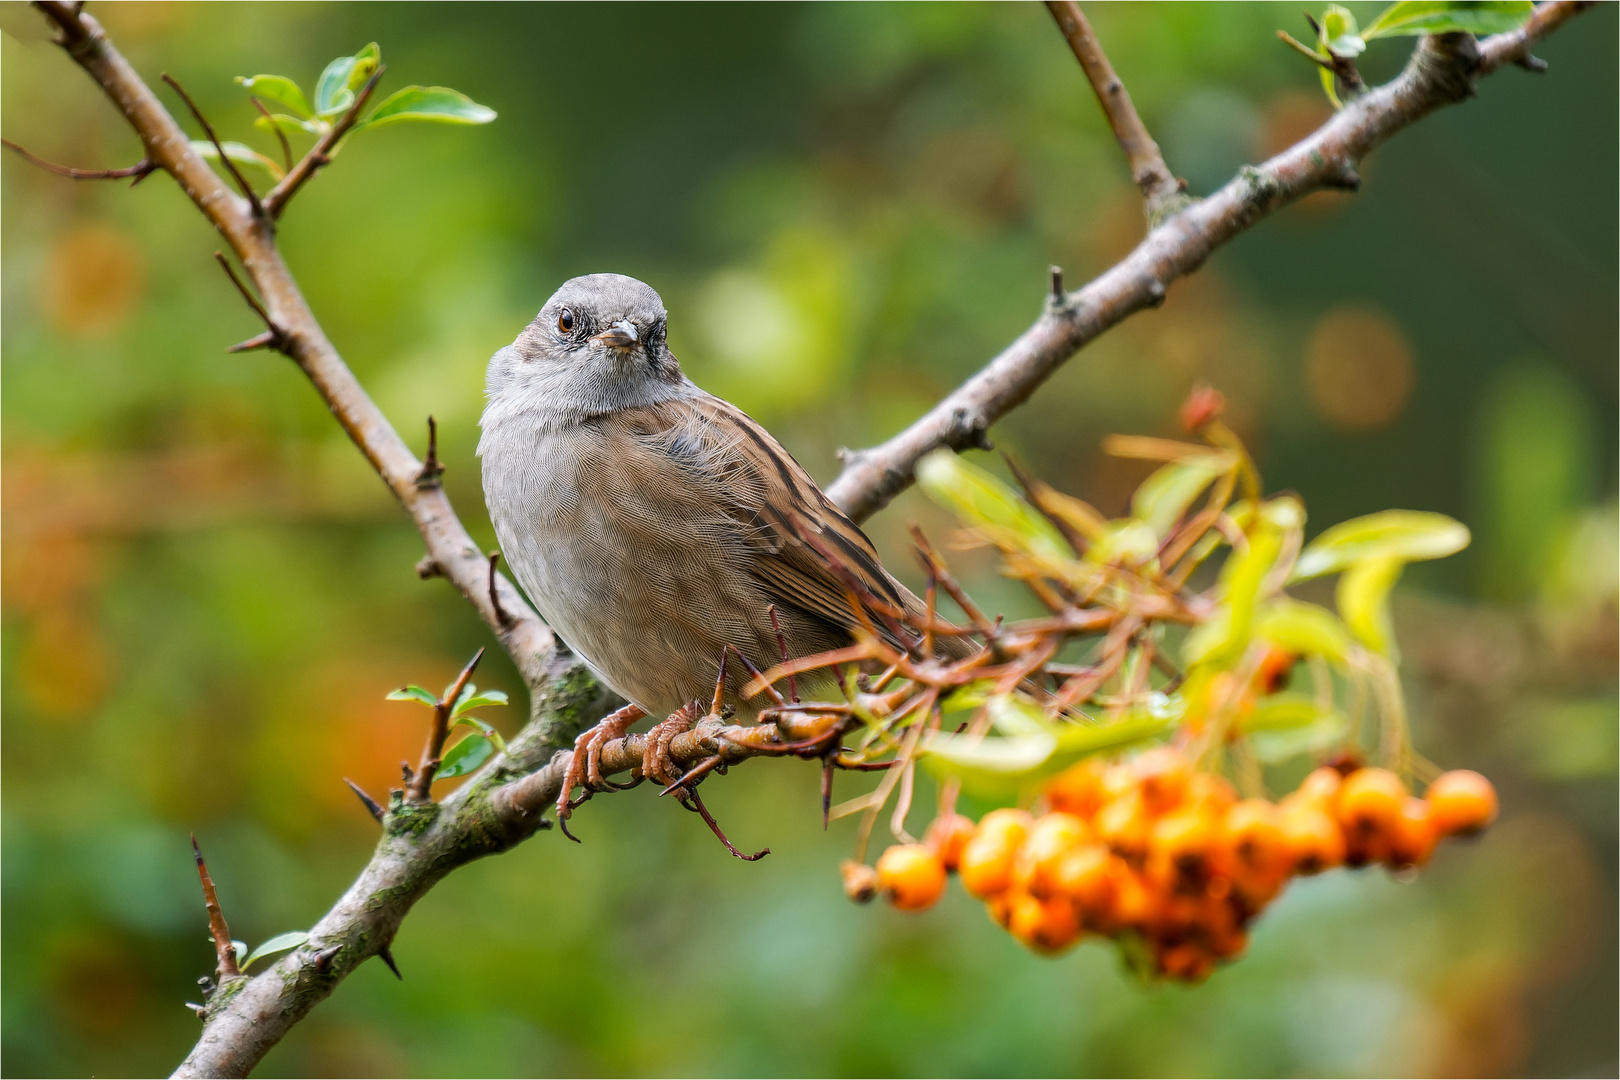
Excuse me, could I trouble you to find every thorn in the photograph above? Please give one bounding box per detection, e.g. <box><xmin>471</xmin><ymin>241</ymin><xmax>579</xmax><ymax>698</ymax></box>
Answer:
<box><xmin>312</xmin><ymin>945</ymin><xmax>342</xmax><ymax>975</ymax></box>
<box><xmin>401</xmin><ymin>761</ymin><xmax>414</xmax><ymax>784</ymax></box>
<box><xmin>185</xmin><ymin>1002</ymin><xmax>208</xmax><ymax>1019</ymax></box>
<box><xmin>766</xmin><ymin>606</ymin><xmax>797</xmax><ymax>703</ymax></box>
<box><xmin>343</xmin><ymin>778</ymin><xmax>385</xmax><ymax>823</ymax></box>
<box><xmin>415</xmin><ymin>555</ymin><xmax>443</xmax><ymax>579</ymax></box>
<box><xmin>377</xmin><ymin>946</ymin><xmax>403</xmax><ymax>981</ymax></box>
<box><xmin>225</xmin><ymin>330</ymin><xmax>278</xmax><ymax>353</ymax></box>
<box><xmin>1515</xmin><ymin>52</ymin><xmax>1548</xmax><ymax>73</ymax></box>
<box><xmin>1048</xmin><ymin>264</ymin><xmax>1065</xmax><ymax>305</ymax></box>
<box><xmin>1146</xmin><ymin>279</ymin><xmax>1167</xmax><ymax>307</ymax></box>
<box><xmin>710</xmin><ymin>646</ymin><xmax>730</xmax><ymax>717</ymax></box>
<box><xmin>822</xmin><ymin>757</ymin><xmax>835</xmax><ymax>830</ymax></box>
<box><xmin>488</xmin><ymin>552</ymin><xmax>513</xmax><ymax>627</ymax></box>
<box><xmin>659</xmin><ymin>753</ymin><xmax>726</xmax><ymax>797</ymax></box>
<box><xmin>415</xmin><ymin>416</ymin><xmax>445</xmax><ymax>488</ymax></box>
<box><xmin>190</xmin><ymin>834</ymin><xmax>240</xmax><ymax>979</ymax></box>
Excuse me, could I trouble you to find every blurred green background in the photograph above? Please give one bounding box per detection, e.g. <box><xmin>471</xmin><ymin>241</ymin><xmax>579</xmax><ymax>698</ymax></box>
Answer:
<box><xmin>3</xmin><ymin>3</ymin><xmax>1615</xmax><ymax>1076</ymax></box>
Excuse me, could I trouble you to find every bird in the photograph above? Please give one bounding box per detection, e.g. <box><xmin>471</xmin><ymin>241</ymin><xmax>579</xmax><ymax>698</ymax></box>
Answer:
<box><xmin>479</xmin><ymin>273</ymin><xmax>970</xmax><ymax>820</ymax></box>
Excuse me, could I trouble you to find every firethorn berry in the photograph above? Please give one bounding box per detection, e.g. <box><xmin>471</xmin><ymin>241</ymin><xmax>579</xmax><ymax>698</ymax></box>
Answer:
<box><xmin>1015</xmin><ymin>812</ymin><xmax>1090</xmax><ymax>897</ymax></box>
<box><xmin>1134</xmin><ymin>747</ymin><xmax>1193</xmax><ymax>815</ymax></box>
<box><xmin>1287</xmin><ymin>766</ymin><xmax>1344</xmax><ymax>812</ymax></box>
<box><xmin>1224</xmin><ymin>799</ymin><xmax>1290</xmax><ymax>879</ymax></box>
<box><xmin>1184</xmin><ymin>772</ymin><xmax>1238</xmax><ymax>815</ymax></box>
<box><xmin>1179</xmin><ymin>383</ymin><xmax>1226</xmax><ymax>432</ymax></box>
<box><xmin>1255</xmin><ymin>645</ymin><xmax>1298</xmax><ymax>695</ymax></box>
<box><xmin>1045</xmin><ymin>759</ymin><xmax>1108</xmax><ymax>818</ymax></box>
<box><xmin>1425</xmin><ymin>770</ymin><xmax>1499</xmax><ymax>836</ymax></box>
<box><xmin>841</xmin><ymin>859</ymin><xmax>880</xmax><ymax>904</ymax></box>
<box><xmin>876</xmin><ymin>844</ymin><xmax>947</xmax><ymax>911</ymax></box>
<box><xmin>1095</xmin><ymin>790</ymin><xmax>1153</xmax><ymax>862</ymax></box>
<box><xmin>1108</xmin><ymin>864</ymin><xmax>1159</xmax><ymax>932</ymax></box>
<box><xmin>1278</xmin><ymin>802</ymin><xmax>1345</xmax><ymax>874</ymax></box>
<box><xmin>1385</xmin><ymin>797</ymin><xmax>1437</xmax><ymax>869</ymax></box>
<box><xmin>1155</xmin><ymin>940</ymin><xmax>1215</xmax><ymax>983</ymax></box>
<box><xmin>1006</xmin><ymin>889</ymin><xmax>1082</xmax><ymax>954</ymax></box>
<box><xmin>1336</xmin><ymin>767</ymin><xmax>1406</xmax><ymax>864</ymax></box>
<box><xmin>1050</xmin><ymin>844</ymin><xmax>1117</xmax><ymax>916</ymax></box>
<box><xmin>924</xmin><ymin>814</ymin><xmax>977</xmax><ymax>872</ymax></box>
<box><xmin>1147</xmin><ymin>808</ymin><xmax>1223</xmax><ymax>893</ymax></box>
<box><xmin>958</xmin><ymin>808</ymin><xmax>1032</xmax><ymax>898</ymax></box>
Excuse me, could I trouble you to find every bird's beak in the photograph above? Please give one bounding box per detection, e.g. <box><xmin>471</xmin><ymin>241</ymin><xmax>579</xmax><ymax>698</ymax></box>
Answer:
<box><xmin>591</xmin><ymin>319</ymin><xmax>639</xmax><ymax>350</ymax></box>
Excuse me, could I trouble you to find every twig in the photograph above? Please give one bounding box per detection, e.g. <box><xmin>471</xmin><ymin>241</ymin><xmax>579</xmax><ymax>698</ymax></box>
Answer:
<box><xmin>376</xmin><ymin>946</ymin><xmax>403</xmax><ymax>981</ymax></box>
<box><xmin>213</xmin><ymin>251</ymin><xmax>289</xmax><ymax>353</ymax></box>
<box><xmin>415</xmin><ymin>416</ymin><xmax>445</xmax><ymax>488</ymax></box>
<box><xmin>1044</xmin><ymin>0</ymin><xmax>1185</xmax><ymax>220</ymax></box>
<box><xmin>162</xmin><ymin>72</ymin><xmax>265</xmax><ymax>218</ymax></box>
<box><xmin>680</xmin><ymin>787</ymin><xmax>770</xmax><ymax>860</ymax></box>
<box><xmin>1</xmin><ymin>138</ymin><xmax>156</xmax><ymax>184</ymax></box>
<box><xmin>486</xmin><ymin>552</ymin><xmax>513</xmax><ymax>627</ymax></box>
<box><xmin>408</xmin><ymin>648</ymin><xmax>484</xmax><ymax>802</ymax></box>
<box><xmin>247</xmin><ymin>95</ymin><xmax>292</xmax><ymax>175</ymax></box>
<box><xmin>191</xmin><ymin>834</ymin><xmax>241</xmax><ymax>982</ymax></box>
<box><xmin>262</xmin><ymin>66</ymin><xmax>385</xmax><ymax>219</ymax></box>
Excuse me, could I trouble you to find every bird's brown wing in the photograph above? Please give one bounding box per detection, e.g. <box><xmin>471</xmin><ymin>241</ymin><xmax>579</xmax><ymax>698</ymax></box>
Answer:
<box><xmin>669</xmin><ymin>394</ymin><xmax>969</xmax><ymax>659</ymax></box>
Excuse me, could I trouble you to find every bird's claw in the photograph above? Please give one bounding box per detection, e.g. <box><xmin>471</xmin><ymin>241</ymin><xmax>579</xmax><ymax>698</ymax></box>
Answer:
<box><xmin>555</xmin><ymin>702</ymin><xmax>647</xmax><ymax>837</ymax></box>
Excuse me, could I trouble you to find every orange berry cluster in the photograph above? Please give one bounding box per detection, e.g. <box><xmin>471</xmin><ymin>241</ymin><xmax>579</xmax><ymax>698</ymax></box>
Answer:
<box><xmin>869</xmin><ymin>750</ymin><xmax>1497</xmax><ymax>982</ymax></box>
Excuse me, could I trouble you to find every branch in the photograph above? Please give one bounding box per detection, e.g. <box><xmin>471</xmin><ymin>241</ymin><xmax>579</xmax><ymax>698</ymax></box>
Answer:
<box><xmin>1</xmin><ymin>137</ymin><xmax>156</xmax><ymax>183</ymax></box>
<box><xmin>1043</xmin><ymin>0</ymin><xmax>1184</xmax><ymax>221</ymax></box>
<box><xmin>407</xmin><ymin>648</ymin><xmax>483</xmax><ymax>802</ymax></box>
<box><xmin>824</xmin><ymin>0</ymin><xmax>1589</xmax><ymax>524</ymax></box>
<box><xmin>261</xmin><ymin>65</ymin><xmax>384</xmax><ymax>219</ymax></box>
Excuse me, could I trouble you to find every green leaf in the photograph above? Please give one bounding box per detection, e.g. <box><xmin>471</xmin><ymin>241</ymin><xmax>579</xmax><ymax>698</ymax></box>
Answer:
<box><xmin>1242</xmin><ymin>694</ymin><xmax>1350</xmax><ymax>763</ymax></box>
<box><xmin>190</xmin><ymin>140</ymin><xmax>285</xmax><ymax>181</ymax></box>
<box><xmin>1337</xmin><ymin>556</ymin><xmax>1404</xmax><ymax>656</ymax></box>
<box><xmin>242</xmin><ymin>930</ymin><xmax>308</xmax><ymax>971</ymax></box>
<box><xmin>353</xmin><ymin>85</ymin><xmax>498</xmax><ymax>131</ymax></box>
<box><xmin>254</xmin><ymin>113</ymin><xmax>322</xmax><ymax>137</ymax></box>
<box><xmin>1320</xmin><ymin>4</ymin><xmax>1368</xmax><ymax>56</ymax></box>
<box><xmin>1319</xmin><ymin>65</ymin><xmax>1343</xmax><ymax>109</ymax></box>
<box><xmin>1293</xmin><ymin>510</ymin><xmax>1470</xmax><ymax>581</ymax></box>
<box><xmin>450</xmin><ymin>714</ymin><xmax>507</xmax><ymax>754</ymax></box>
<box><xmin>1131</xmin><ymin>453</ymin><xmax>1234</xmax><ymax>540</ymax></box>
<box><xmin>916</xmin><ymin>449</ymin><xmax>1074</xmax><ymax>567</ymax></box>
<box><xmin>346</xmin><ymin>42</ymin><xmax>381</xmax><ymax>92</ymax></box>
<box><xmin>386</xmin><ymin>685</ymin><xmax>438</xmax><ymax>708</ymax></box>
<box><xmin>1087</xmin><ymin>520</ymin><xmax>1161</xmax><ymax>567</ymax></box>
<box><xmin>235</xmin><ymin>75</ymin><xmax>313</xmax><ymax>118</ymax></box>
<box><xmin>435</xmin><ymin>733</ymin><xmax>494</xmax><ymax>779</ymax></box>
<box><xmin>315</xmin><ymin>44</ymin><xmax>381</xmax><ymax>117</ymax></box>
<box><xmin>1253</xmin><ymin>599</ymin><xmax>1355</xmax><ymax>664</ymax></box>
<box><xmin>452</xmin><ymin>691</ymin><xmax>508</xmax><ymax>716</ymax></box>
<box><xmin>1364</xmin><ymin>0</ymin><xmax>1533</xmax><ymax>39</ymax></box>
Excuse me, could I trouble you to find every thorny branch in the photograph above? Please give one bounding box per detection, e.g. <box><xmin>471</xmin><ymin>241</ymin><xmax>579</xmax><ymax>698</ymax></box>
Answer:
<box><xmin>262</xmin><ymin>65</ymin><xmax>384</xmax><ymax>219</ymax></box>
<box><xmin>11</xmin><ymin>1</ymin><xmax>1589</xmax><ymax>1076</ymax></box>
<box><xmin>406</xmin><ymin>648</ymin><xmax>484</xmax><ymax>802</ymax></box>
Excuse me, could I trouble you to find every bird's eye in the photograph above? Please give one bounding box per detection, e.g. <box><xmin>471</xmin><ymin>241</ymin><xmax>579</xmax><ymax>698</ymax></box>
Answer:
<box><xmin>557</xmin><ymin>309</ymin><xmax>575</xmax><ymax>333</ymax></box>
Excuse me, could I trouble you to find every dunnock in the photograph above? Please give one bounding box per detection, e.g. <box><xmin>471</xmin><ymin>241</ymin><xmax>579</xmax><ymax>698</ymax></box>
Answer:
<box><xmin>480</xmin><ymin>274</ymin><xmax>967</xmax><ymax>808</ymax></box>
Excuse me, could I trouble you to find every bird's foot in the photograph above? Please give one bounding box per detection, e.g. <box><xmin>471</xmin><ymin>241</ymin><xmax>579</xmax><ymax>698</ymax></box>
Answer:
<box><xmin>555</xmin><ymin>702</ymin><xmax>647</xmax><ymax>840</ymax></box>
<box><xmin>641</xmin><ymin>700</ymin><xmax>703</xmax><ymax>796</ymax></box>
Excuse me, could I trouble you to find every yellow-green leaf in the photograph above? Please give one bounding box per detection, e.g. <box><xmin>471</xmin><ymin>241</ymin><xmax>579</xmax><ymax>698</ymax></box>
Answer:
<box><xmin>1364</xmin><ymin>0</ymin><xmax>1533</xmax><ymax>39</ymax></box>
<box><xmin>235</xmin><ymin>74</ymin><xmax>312</xmax><ymax>118</ymax></box>
<box><xmin>354</xmin><ymin>86</ymin><xmax>497</xmax><ymax>131</ymax></box>
<box><xmin>916</xmin><ymin>449</ymin><xmax>1072</xmax><ymax>566</ymax></box>
<box><xmin>190</xmin><ymin>140</ymin><xmax>285</xmax><ymax>181</ymax></box>
<box><xmin>1293</xmin><ymin>510</ymin><xmax>1470</xmax><ymax>581</ymax></box>
<box><xmin>1337</xmin><ymin>555</ymin><xmax>1404</xmax><ymax>656</ymax></box>
<box><xmin>1242</xmin><ymin>694</ymin><xmax>1350</xmax><ymax>763</ymax></box>
<box><xmin>1253</xmin><ymin>599</ymin><xmax>1355</xmax><ymax>664</ymax></box>
<box><xmin>1132</xmin><ymin>454</ymin><xmax>1234</xmax><ymax>540</ymax></box>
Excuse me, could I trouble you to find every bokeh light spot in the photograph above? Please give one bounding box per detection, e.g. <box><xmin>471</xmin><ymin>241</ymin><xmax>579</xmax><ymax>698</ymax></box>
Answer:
<box><xmin>41</xmin><ymin>223</ymin><xmax>146</xmax><ymax>338</ymax></box>
<box><xmin>1304</xmin><ymin>305</ymin><xmax>1414</xmax><ymax>432</ymax></box>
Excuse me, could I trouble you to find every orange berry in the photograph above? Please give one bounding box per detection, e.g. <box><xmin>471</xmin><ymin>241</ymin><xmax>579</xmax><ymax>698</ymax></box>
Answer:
<box><xmin>1006</xmin><ymin>890</ymin><xmax>1082</xmax><ymax>955</ymax></box>
<box><xmin>1155</xmin><ymin>940</ymin><xmax>1216</xmax><ymax>983</ymax></box>
<box><xmin>840</xmin><ymin>859</ymin><xmax>880</xmax><ymax>904</ymax></box>
<box><xmin>1108</xmin><ymin>866</ymin><xmax>1159</xmax><ymax>932</ymax></box>
<box><xmin>1285</xmin><ymin>766</ymin><xmax>1344</xmax><ymax>812</ymax></box>
<box><xmin>1224</xmin><ymin>800</ymin><xmax>1290</xmax><ymax>878</ymax></box>
<box><xmin>1337</xmin><ymin>767</ymin><xmax>1407</xmax><ymax>865</ymax></box>
<box><xmin>1185</xmin><ymin>772</ymin><xmax>1238</xmax><ymax>815</ymax></box>
<box><xmin>1134</xmin><ymin>747</ymin><xmax>1193</xmax><ymax>815</ymax></box>
<box><xmin>1255</xmin><ymin>646</ymin><xmax>1297</xmax><ymax>695</ymax></box>
<box><xmin>1051</xmin><ymin>843</ymin><xmax>1118</xmax><ymax>916</ymax></box>
<box><xmin>1045</xmin><ymin>759</ymin><xmax>1108</xmax><ymax>818</ymax></box>
<box><xmin>958</xmin><ymin>809</ymin><xmax>1032</xmax><ymax>898</ymax></box>
<box><xmin>1095</xmin><ymin>790</ymin><xmax>1152</xmax><ymax>863</ymax></box>
<box><xmin>1426</xmin><ymin>770</ymin><xmax>1499</xmax><ymax>837</ymax></box>
<box><xmin>1385</xmin><ymin>797</ymin><xmax>1437</xmax><ymax>870</ymax></box>
<box><xmin>924</xmin><ymin>814</ymin><xmax>977</xmax><ymax>872</ymax></box>
<box><xmin>1014</xmin><ymin>812</ymin><xmax>1090</xmax><ymax>897</ymax></box>
<box><xmin>985</xmin><ymin>890</ymin><xmax>1015</xmax><ymax>929</ymax></box>
<box><xmin>876</xmin><ymin>844</ymin><xmax>947</xmax><ymax>912</ymax></box>
<box><xmin>1278</xmin><ymin>802</ymin><xmax>1345</xmax><ymax>874</ymax></box>
<box><xmin>1147</xmin><ymin>808</ymin><xmax>1223</xmax><ymax>893</ymax></box>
